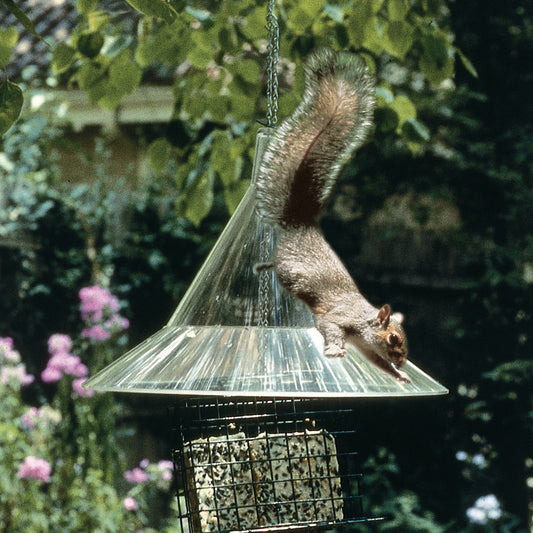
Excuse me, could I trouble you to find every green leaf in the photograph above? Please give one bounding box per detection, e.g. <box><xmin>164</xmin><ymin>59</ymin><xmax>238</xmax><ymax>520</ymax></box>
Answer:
<box><xmin>180</xmin><ymin>166</ymin><xmax>215</xmax><ymax>227</ymax></box>
<box><xmin>384</xmin><ymin>20</ymin><xmax>414</xmax><ymax>59</ymax></box>
<box><xmin>77</xmin><ymin>32</ymin><xmax>104</xmax><ymax>59</ymax></box>
<box><xmin>87</xmin><ymin>11</ymin><xmax>110</xmax><ymax>32</ymax></box>
<box><xmin>0</xmin><ymin>0</ymin><xmax>50</xmax><ymax>47</ymax></box>
<box><xmin>136</xmin><ymin>24</ymin><xmax>179</xmax><ymax>66</ymax></box>
<box><xmin>362</xmin><ymin>16</ymin><xmax>386</xmax><ymax>55</ymax></box>
<box><xmin>52</xmin><ymin>43</ymin><xmax>76</xmax><ymax>74</ymax></box>
<box><xmin>390</xmin><ymin>94</ymin><xmax>416</xmax><ymax>125</ymax></box>
<box><xmin>0</xmin><ymin>27</ymin><xmax>18</xmax><ymax>69</ymax></box>
<box><xmin>241</xmin><ymin>6</ymin><xmax>267</xmax><ymax>41</ymax></box>
<box><xmin>228</xmin><ymin>58</ymin><xmax>260</xmax><ymax>84</ymax></box>
<box><xmin>124</xmin><ymin>0</ymin><xmax>178</xmax><ymax>24</ymax></box>
<box><xmin>387</xmin><ymin>0</ymin><xmax>410</xmax><ymax>21</ymax></box>
<box><xmin>76</xmin><ymin>0</ymin><xmax>98</xmax><ymax>15</ymax></box>
<box><xmin>456</xmin><ymin>47</ymin><xmax>478</xmax><ymax>78</ymax></box>
<box><xmin>421</xmin><ymin>34</ymin><xmax>449</xmax><ymax>70</ymax></box>
<box><xmin>402</xmin><ymin>118</ymin><xmax>430</xmax><ymax>143</ymax></box>
<box><xmin>419</xmin><ymin>52</ymin><xmax>454</xmax><ymax>85</ymax></box>
<box><xmin>372</xmin><ymin>0</ymin><xmax>386</xmax><ymax>13</ymax></box>
<box><xmin>109</xmin><ymin>51</ymin><xmax>142</xmax><ymax>96</ymax></box>
<box><xmin>419</xmin><ymin>32</ymin><xmax>455</xmax><ymax>84</ymax></box>
<box><xmin>287</xmin><ymin>0</ymin><xmax>323</xmax><ymax>34</ymax></box>
<box><xmin>75</xmin><ymin>62</ymin><xmax>105</xmax><ymax>91</ymax></box>
<box><xmin>0</xmin><ymin>79</ymin><xmax>23</xmax><ymax>136</ymax></box>
<box><xmin>74</xmin><ymin>62</ymin><xmax>108</xmax><ymax>103</ymax></box>
<box><xmin>346</xmin><ymin>2</ymin><xmax>373</xmax><ymax>47</ymax></box>
<box><xmin>147</xmin><ymin>138</ymin><xmax>172</xmax><ymax>174</ymax></box>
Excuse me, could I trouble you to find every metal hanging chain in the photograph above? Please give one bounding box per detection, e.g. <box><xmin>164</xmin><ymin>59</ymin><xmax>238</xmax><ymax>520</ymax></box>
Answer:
<box><xmin>265</xmin><ymin>0</ymin><xmax>279</xmax><ymax>127</ymax></box>
<box><xmin>258</xmin><ymin>0</ymin><xmax>279</xmax><ymax>329</ymax></box>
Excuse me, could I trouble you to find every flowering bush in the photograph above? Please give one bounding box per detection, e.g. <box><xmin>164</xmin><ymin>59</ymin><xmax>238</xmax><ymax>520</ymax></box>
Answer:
<box><xmin>466</xmin><ymin>494</ymin><xmax>502</xmax><ymax>525</ymax></box>
<box><xmin>0</xmin><ymin>287</ymin><xmax>180</xmax><ymax>532</ymax></box>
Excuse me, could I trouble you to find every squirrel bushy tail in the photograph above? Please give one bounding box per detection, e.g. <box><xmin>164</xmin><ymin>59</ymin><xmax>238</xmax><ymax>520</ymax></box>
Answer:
<box><xmin>256</xmin><ymin>48</ymin><xmax>376</xmax><ymax>228</ymax></box>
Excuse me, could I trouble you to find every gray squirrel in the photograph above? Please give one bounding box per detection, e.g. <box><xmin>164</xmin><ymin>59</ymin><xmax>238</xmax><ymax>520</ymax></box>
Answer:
<box><xmin>255</xmin><ymin>48</ymin><xmax>410</xmax><ymax>383</ymax></box>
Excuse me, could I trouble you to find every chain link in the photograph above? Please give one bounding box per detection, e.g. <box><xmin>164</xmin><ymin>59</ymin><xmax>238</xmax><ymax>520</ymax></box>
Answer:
<box><xmin>265</xmin><ymin>0</ymin><xmax>279</xmax><ymax>127</ymax></box>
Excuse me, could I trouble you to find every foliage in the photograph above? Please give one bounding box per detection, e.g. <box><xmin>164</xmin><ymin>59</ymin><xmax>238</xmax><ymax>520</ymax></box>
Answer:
<box><xmin>0</xmin><ymin>0</ymin><xmax>469</xmax><ymax>226</ymax></box>
<box><xmin>0</xmin><ymin>1</ymin><xmax>532</xmax><ymax>531</ymax></box>
<box><xmin>0</xmin><ymin>109</ymin><xmax>209</xmax><ymax>366</ymax></box>
<box><xmin>0</xmin><ymin>295</ymin><xmax>179</xmax><ymax>532</ymax></box>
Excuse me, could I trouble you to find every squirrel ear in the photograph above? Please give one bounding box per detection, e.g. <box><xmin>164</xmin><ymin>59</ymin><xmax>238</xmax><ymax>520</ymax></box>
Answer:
<box><xmin>377</xmin><ymin>304</ymin><xmax>391</xmax><ymax>328</ymax></box>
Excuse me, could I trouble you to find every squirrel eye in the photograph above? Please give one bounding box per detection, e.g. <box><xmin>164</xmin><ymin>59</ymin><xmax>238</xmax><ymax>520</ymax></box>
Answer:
<box><xmin>387</xmin><ymin>332</ymin><xmax>400</xmax><ymax>346</ymax></box>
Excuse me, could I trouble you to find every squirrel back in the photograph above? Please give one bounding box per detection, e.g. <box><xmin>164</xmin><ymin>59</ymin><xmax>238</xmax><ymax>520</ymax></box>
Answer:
<box><xmin>256</xmin><ymin>48</ymin><xmax>375</xmax><ymax>228</ymax></box>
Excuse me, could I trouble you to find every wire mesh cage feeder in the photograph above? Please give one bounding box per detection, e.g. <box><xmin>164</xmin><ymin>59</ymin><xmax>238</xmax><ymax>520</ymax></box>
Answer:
<box><xmin>84</xmin><ymin>3</ymin><xmax>447</xmax><ymax>530</ymax></box>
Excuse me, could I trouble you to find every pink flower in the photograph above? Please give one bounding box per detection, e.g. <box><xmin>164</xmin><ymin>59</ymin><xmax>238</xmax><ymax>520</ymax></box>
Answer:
<box><xmin>158</xmin><ymin>459</ymin><xmax>174</xmax><ymax>482</ymax></box>
<box><xmin>48</xmin><ymin>352</ymin><xmax>77</xmax><ymax>373</ymax></box>
<box><xmin>104</xmin><ymin>314</ymin><xmax>130</xmax><ymax>333</ymax></box>
<box><xmin>18</xmin><ymin>456</ymin><xmax>51</xmax><ymax>483</ymax></box>
<box><xmin>124</xmin><ymin>467</ymin><xmax>149</xmax><ymax>484</ymax></box>
<box><xmin>41</xmin><ymin>366</ymin><xmax>62</xmax><ymax>384</ymax></box>
<box><xmin>21</xmin><ymin>406</ymin><xmax>61</xmax><ymax>430</ymax></box>
<box><xmin>0</xmin><ymin>337</ymin><xmax>20</xmax><ymax>363</ymax></box>
<box><xmin>47</xmin><ymin>334</ymin><xmax>72</xmax><ymax>355</ymax></box>
<box><xmin>43</xmin><ymin>352</ymin><xmax>87</xmax><ymax>380</ymax></box>
<box><xmin>0</xmin><ymin>337</ymin><xmax>14</xmax><ymax>351</ymax></box>
<box><xmin>21</xmin><ymin>407</ymin><xmax>40</xmax><ymax>430</ymax></box>
<box><xmin>82</xmin><ymin>325</ymin><xmax>110</xmax><ymax>342</ymax></box>
<box><xmin>79</xmin><ymin>286</ymin><xmax>120</xmax><ymax>322</ymax></box>
<box><xmin>139</xmin><ymin>458</ymin><xmax>150</xmax><ymax>469</ymax></box>
<box><xmin>123</xmin><ymin>496</ymin><xmax>139</xmax><ymax>511</ymax></box>
<box><xmin>72</xmin><ymin>378</ymin><xmax>94</xmax><ymax>398</ymax></box>
<box><xmin>1</xmin><ymin>365</ymin><xmax>34</xmax><ymax>386</ymax></box>
<box><xmin>158</xmin><ymin>460</ymin><xmax>174</xmax><ymax>471</ymax></box>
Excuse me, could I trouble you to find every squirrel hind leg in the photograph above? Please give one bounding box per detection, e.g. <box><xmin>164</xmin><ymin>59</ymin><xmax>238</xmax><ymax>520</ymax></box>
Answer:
<box><xmin>253</xmin><ymin>262</ymin><xmax>275</xmax><ymax>274</ymax></box>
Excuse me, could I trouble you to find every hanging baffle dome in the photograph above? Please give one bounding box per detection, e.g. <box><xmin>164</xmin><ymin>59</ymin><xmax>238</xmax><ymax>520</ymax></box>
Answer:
<box><xmin>83</xmin><ymin>129</ymin><xmax>448</xmax><ymax>398</ymax></box>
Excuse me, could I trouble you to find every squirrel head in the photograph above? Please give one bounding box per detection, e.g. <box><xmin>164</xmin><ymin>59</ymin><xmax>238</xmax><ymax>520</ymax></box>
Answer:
<box><xmin>374</xmin><ymin>304</ymin><xmax>408</xmax><ymax>367</ymax></box>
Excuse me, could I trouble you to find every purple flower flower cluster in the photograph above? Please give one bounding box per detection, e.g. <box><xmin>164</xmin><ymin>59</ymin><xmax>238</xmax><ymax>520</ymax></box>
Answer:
<box><xmin>21</xmin><ymin>405</ymin><xmax>61</xmax><ymax>431</ymax></box>
<box><xmin>79</xmin><ymin>286</ymin><xmax>129</xmax><ymax>342</ymax></box>
<box><xmin>17</xmin><ymin>456</ymin><xmax>52</xmax><ymax>483</ymax></box>
<box><xmin>124</xmin><ymin>466</ymin><xmax>149</xmax><ymax>484</ymax></box>
<box><xmin>41</xmin><ymin>334</ymin><xmax>88</xmax><ymax>384</ymax></box>
<box><xmin>123</xmin><ymin>496</ymin><xmax>139</xmax><ymax>511</ymax></box>
<box><xmin>0</xmin><ymin>337</ymin><xmax>34</xmax><ymax>388</ymax></box>
<box><xmin>0</xmin><ymin>337</ymin><xmax>20</xmax><ymax>363</ymax></box>
<box><xmin>124</xmin><ymin>458</ymin><xmax>174</xmax><ymax>491</ymax></box>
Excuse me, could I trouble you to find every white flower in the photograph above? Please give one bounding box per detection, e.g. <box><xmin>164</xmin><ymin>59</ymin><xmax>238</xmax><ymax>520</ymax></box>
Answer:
<box><xmin>467</xmin><ymin>494</ymin><xmax>502</xmax><ymax>524</ymax></box>
<box><xmin>475</xmin><ymin>494</ymin><xmax>500</xmax><ymax>511</ymax></box>
<box><xmin>467</xmin><ymin>506</ymin><xmax>487</xmax><ymax>525</ymax></box>
<box><xmin>455</xmin><ymin>451</ymin><xmax>468</xmax><ymax>461</ymax></box>
<box><xmin>472</xmin><ymin>454</ymin><xmax>487</xmax><ymax>468</ymax></box>
<box><xmin>487</xmin><ymin>508</ymin><xmax>502</xmax><ymax>520</ymax></box>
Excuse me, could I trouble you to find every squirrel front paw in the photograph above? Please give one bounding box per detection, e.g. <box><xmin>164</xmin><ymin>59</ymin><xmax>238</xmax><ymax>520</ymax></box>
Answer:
<box><xmin>324</xmin><ymin>345</ymin><xmax>346</xmax><ymax>358</ymax></box>
<box><xmin>396</xmin><ymin>370</ymin><xmax>412</xmax><ymax>384</ymax></box>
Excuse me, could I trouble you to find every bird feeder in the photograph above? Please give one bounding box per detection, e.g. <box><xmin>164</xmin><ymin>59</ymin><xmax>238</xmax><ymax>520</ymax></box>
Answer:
<box><xmin>84</xmin><ymin>128</ymin><xmax>447</xmax><ymax>532</ymax></box>
<box><xmin>84</xmin><ymin>3</ymin><xmax>447</xmax><ymax>531</ymax></box>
